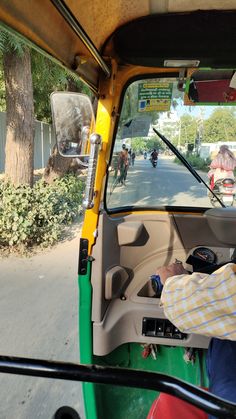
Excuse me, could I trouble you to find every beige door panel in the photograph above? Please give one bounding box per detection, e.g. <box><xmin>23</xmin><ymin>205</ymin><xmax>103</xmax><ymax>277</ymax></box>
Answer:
<box><xmin>91</xmin><ymin>210</ymin><xmax>231</xmax><ymax>355</ymax></box>
<box><xmin>173</xmin><ymin>213</ymin><xmax>228</xmax><ymax>249</ymax></box>
<box><xmin>92</xmin><ymin>211</ymin><xmax>186</xmax><ymax>322</ymax></box>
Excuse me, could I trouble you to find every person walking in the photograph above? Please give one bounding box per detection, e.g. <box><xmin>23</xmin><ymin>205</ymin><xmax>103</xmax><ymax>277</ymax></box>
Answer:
<box><xmin>131</xmin><ymin>151</ymin><xmax>135</xmax><ymax>166</ymax></box>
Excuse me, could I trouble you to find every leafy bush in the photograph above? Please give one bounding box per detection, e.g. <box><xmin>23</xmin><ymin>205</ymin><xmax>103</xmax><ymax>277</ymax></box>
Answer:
<box><xmin>0</xmin><ymin>175</ymin><xmax>84</xmax><ymax>249</ymax></box>
<box><xmin>174</xmin><ymin>154</ymin><xmax>211</xmax><ymax>171</ymax></box>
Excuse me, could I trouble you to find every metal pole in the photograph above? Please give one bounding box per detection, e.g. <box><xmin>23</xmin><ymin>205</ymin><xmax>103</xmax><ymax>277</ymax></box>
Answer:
<box><xmin>50</xmin><ymin>0</ymin><xmax>111</xmax><ymax>78</ymax></box>
<box><xmin>0</xmin><ymin>355</ymin><xmax>235</xmax><ymax>418</ymax></box>
<box><xmin>83</xmin><ymin>133</ymin><xmax>102</xmax><ymax>209</ymax></box>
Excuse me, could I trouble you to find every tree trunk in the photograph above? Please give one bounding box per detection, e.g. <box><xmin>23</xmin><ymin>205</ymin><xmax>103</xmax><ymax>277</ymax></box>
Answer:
<box><xmin>3</xmin><ymin>47</ymin><xmax>34</xmax><ymax>187</ymax></box>
<box><xmin>43</xmin><ymin>145</ymin><xmax>83</xmax><ymax>184</ymax></box>
<box><xmin>67</xmin><ymin>76</ymin><xmax>79</xmax><ymax>92</ymax></box>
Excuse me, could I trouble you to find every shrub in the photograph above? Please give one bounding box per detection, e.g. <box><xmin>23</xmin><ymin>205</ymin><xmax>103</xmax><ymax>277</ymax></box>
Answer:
<box><xmin>174</xmin><ymin>154</ymin><xmax>211</xmax><ymax>172</ymax></box>
<box><xmin>0</xmin><ymin>174</ymin><xmax>84</xmax><ymax>249</ymax></box>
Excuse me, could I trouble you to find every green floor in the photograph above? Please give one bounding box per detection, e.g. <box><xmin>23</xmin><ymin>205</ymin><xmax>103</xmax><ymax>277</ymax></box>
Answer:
<box><xmin>93</xmin><ymin>343</ymin><xmax>208</xmax><ymax>419</ymax></box>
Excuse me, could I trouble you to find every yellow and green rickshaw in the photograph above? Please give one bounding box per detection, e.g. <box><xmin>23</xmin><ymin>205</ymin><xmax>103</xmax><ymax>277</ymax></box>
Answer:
<box><xmin>1</xmin><ymin>1</ymin><xmax>236</xmax><ymax>418</ymax></box>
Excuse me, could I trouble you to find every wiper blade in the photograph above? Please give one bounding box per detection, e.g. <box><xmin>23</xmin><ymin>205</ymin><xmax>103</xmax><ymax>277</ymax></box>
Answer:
<box><xmin>153</xmin><ymin>128</ymin><xmax>225</xmax><ymax>208</ymax></box>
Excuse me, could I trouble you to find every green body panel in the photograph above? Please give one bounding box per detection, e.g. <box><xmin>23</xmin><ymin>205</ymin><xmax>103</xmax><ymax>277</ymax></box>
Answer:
<box><xmin>78</xmin><ymin>261</ymin><xmax>98</xmax><ymax>419</ymax></box>
<box><xmin>79</xmin><ymin>261</ymin><xmax>208</xmax><ymax>419</ymax></box>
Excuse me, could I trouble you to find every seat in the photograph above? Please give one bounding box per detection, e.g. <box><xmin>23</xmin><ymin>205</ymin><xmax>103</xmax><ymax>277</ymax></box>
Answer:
<box><xmin>147</xmin><ymin>393</ymin><xmax>208</xmax><ymax>419</ymax></box>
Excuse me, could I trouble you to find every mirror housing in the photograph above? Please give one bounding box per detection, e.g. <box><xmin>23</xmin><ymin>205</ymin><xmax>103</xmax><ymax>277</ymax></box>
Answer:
<box><xmin>50</xmin><ymin>92</ymin><xmax>95</xmax><ymax>159</ymax></box>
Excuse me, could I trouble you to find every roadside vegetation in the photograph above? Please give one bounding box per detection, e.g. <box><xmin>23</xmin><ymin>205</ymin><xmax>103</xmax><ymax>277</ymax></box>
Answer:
<box><xmin>174</xmin><ymin>155</ymin><xmax>211</xmax><ymax>172</ymax></box>
<box><xmin>0</xmin><ymin>174</ymin><xmax>84</xmax><ymax>251</ymax></box>
<box><xmin>0</xmin><ymin>28</ymin><xmax>89</xmax><ymax>253</ymax></box>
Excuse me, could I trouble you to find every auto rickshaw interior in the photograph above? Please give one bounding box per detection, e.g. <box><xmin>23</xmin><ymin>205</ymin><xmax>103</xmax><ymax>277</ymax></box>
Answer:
<box><xmin>1</xmin><ymin>3</ymin><xmax>236</xmax><ymax>419</ymax></box>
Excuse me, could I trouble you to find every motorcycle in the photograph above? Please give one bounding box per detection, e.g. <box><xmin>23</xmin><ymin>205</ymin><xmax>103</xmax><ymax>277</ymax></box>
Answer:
<box><xmin>210</xmin><ymin>177</ymin><xmax>236</xmax><ymax>207</ymax></box>
<box><xmin>150</xmin><ymin>157</ymin><xmax>158</xmax><ymax>167</ymax></box>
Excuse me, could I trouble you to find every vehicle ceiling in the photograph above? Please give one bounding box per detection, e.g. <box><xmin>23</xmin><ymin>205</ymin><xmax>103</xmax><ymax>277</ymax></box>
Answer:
<box><xmin>1</xmin><ymin>0</ymin><xmax>236</xmax><ymax>90</ymax></box>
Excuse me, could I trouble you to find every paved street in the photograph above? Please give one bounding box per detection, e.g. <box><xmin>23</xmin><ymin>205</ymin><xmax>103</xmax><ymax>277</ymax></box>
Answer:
<box><xmin>0</xmin><ymin>223</ymin><xmax>84</xmax><ymax>419</ymax></box>
<box><xmin>107</xmin><ymin>155</ymin><xmax>211</xmax><ymax>208</ymax></box>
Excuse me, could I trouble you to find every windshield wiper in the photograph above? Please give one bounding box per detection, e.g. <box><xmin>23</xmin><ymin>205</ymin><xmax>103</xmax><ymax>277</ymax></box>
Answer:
<box><xmin>153</xmin><ymin>128</ymin><xmax>225</xmax><ymax>208</ymax></box>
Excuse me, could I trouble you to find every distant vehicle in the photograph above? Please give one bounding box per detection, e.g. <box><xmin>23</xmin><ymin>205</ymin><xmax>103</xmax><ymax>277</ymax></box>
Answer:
<box><xmin>151</xmin><ymin>157</ymin><xmax>158</xmax><ymax>167</ymax></box>
<box><xmin>200</xmin><ymin>142</ymin><xmax>236</xmax><ymax>160</ymax></box>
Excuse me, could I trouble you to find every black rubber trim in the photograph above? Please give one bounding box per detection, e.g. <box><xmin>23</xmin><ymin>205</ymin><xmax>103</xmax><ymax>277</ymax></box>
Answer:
<box><xmin>106</xmin><ymin>206</ymin><xmax>209</xmax><ymax>216</ymax></box>
<box><xmin>109</xmin><ymin>10</ymin><xmax>236</xmax><ymax>68</ymax></box>
<box><xmin>78</xmin><ymin>238</ymin><xmax>89</xmax><ymax>275</ymax></box>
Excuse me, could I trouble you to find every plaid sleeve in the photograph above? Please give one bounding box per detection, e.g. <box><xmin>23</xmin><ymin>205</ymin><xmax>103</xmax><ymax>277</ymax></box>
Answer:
<box><xmin>161</xmin><ymin>263</ymin><xmax>236</xmax><ymax>340</ymax></box>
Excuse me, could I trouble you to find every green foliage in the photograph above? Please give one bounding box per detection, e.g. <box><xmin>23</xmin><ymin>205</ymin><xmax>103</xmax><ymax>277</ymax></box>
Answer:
<box><xmin>146</xmin><ymin>137</ymin><xmax>164</xmax><ymax>151</ymax></box>
<box><xmin>0</xmin><ymin>175</ymin><xmax>84</xmax><ymax>249</ymax></box>
<box><xmin>0</xmin><ymin>29</ymin><xmax>29</xmax><ymax>112</ymax></box>
<box><xmin>0</xmin><ymin>29</ymin><xmax>26</xmax><ymax>56</ymax></box>
<box><xmin>131</xmin><ymin>137</ymin><xmax>163</xmax><ymax>154</ymax></box>
<box><xmin>32</xmin><ymin>51</ymin><xmax>92</xmax><ymax>122</ymax></box>
<box><xmin>179</xmin><ymin>114</ymin><xmax>197</xmax><ymax>146</ymax></box>
<box><xmin>203</xmin><ymin>108</ymin><xmax>236</xmax><ymax>142</ymax></box>
<box><xmin>174</xmin><ymin>154</ymin><xmax>211</xmax><ymax>171</ymax></box>
<box><xmin>0</xmin><ymin>29</ymin><xmax>93</xmax><ymax>121</ymax></box>
<box><xmin>131</xmin><ymin>137</ymin><xmax>147</xmax><ymax>153</ymax></box>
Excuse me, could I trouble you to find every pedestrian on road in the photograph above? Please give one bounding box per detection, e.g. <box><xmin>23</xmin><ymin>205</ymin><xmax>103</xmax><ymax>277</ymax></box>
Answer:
<box><xmin>131</xmin><ymin>151</ymin><xmax>135</xmax><ymax>166</ymax></box>
<box><xmin>117</xmin><ymin>144</ymin><xmax>129</xmax><ymax>185</ymax></box>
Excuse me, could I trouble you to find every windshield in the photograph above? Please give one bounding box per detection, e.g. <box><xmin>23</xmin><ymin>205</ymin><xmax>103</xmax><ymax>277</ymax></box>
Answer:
<box><xmin>106</xmin><ymin>76</ymin><xmax>236</xmax><ymax>210</ymax></box>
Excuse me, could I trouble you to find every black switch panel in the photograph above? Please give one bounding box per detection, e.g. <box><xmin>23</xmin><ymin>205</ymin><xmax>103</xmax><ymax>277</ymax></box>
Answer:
<box><xmin>142</xmin><ymin>317</ymin><xmax>186</xmax><ymax>340</ymax></box>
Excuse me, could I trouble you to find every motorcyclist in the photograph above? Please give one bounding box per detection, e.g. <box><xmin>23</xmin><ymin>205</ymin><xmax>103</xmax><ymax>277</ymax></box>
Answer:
<box><xmin>150</xmin><ymin>148</ymin><xmax>158</xmax><ymax>161</ymax></box>
<box><xmin>150</xmin><ymin>149</ymin><xmax>158</xmax><ymax>167</ymax></box>
<box><xmin>208</xmin><ymin>144</ymin><xmax>236</xmax><ymax>190</ymax></box>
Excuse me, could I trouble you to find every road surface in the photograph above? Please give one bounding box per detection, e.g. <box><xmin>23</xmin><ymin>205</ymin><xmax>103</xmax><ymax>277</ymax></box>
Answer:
<box><xmin>0</xmin><ymin>223</ymin><xmax>84</xmax><ymax>419</ymax></box>
<box><xmin>107</xmin><ymin>155</ymin><xmax>211</xmax><ymax>208</ymax></box>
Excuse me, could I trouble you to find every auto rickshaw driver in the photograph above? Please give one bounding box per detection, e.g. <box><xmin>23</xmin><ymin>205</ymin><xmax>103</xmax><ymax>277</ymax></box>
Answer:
<box><xmin>154</xmin><ymin>262</ymin><xmax>236</xmax><ymax>419</ymax></box>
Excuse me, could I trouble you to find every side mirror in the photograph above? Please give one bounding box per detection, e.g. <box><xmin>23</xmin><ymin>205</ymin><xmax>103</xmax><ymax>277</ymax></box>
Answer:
<box><xmin>50</xmin><ymin>92</ymin><xmax>95</xmax><ymax>160</ymax></box>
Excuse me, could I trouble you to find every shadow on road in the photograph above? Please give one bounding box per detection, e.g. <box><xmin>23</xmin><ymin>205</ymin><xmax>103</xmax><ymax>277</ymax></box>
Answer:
<box><xmin>107</xmin><ymin>157</ymin><xmax>211</xmax><ymax>208</ymax></box>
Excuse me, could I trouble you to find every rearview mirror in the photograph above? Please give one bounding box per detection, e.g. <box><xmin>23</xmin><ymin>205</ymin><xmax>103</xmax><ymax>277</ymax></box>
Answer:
<box><xmin>50</xmin><ymin>92</ymin><xmax>95</xmax><ymax>158</ymax></box>
<box><xmin>185</xmin><ymin>69</ymin><xmax>236</xmax><ymax>105</ymax></box>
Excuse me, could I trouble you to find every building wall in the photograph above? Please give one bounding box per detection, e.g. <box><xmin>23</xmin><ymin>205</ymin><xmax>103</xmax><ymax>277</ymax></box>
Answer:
<box><xmin>0</xmin><ymin>112</ymin><xmax>56</xmax><ymax>172</ymax></box>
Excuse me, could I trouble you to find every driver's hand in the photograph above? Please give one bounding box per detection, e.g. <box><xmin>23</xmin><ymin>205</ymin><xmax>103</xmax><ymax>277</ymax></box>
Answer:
<box><xmin>156</xmin><ymin>262</ymin><xmax>188</xmax><ymax>285</ymax></box>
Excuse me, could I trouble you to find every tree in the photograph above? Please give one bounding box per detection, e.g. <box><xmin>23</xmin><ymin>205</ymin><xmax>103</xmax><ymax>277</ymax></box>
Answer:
<box><xmin>203</xmin><ymin>108</ymin><xmax>236</xmax><ymax>142</ymax></box>
<box><xmin>0</xmin><ymin>30</ymin><xmax>34</xmax><ymax>186</ymax></box>
<box><xmin>179</xmin><ymin>114</ymin><xmax>197</xmax><ymax>146</ymax></box>
<box><xmin>0</xmin><ymin>32</ymin><xmax>91</xmax><ymax>185</ymax></box>
<box><xmin>31</xmin><ymin>51</ymin><xmax>91</xmax><ymax>122</ymax></box>
<box><xmin>131</xmin><ymin>137</ymin><xmax>147</xmax><ymax>153</ymax></box>
<box><xmin>146</xmin><ymin>137</ymin><xmax>164</xmax><ymax>151</ymax></box>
